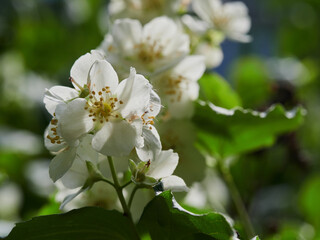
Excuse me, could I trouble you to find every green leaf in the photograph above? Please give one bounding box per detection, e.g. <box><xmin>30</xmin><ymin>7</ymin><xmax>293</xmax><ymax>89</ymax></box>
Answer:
<box><xmin>299</xmin><ymin>175</ymin><xmax>320</xmax><ymax>227</ymax></box>
<box><xmin>231</xmin><ymin>57</ymin><xmax>271</xmax><ymax>108</ymax></box>
<box><xmin>5</xmin><ymin>207</ymin><xmax>137</xmax><ymax>240</ymax></box>
<box><xmin>138</xmin><ymin>191</ymin><xmax>234</xmax><ymax>240</ymax></box>
<box><xmin>199</xmin><ymin>73</ymin><xmax>242</xmax><ymax>109</ymax></box>
<box><xmin>194</xmin><ymin>102</ymin><xmax>305</xmax><ymax>159</ymax></box>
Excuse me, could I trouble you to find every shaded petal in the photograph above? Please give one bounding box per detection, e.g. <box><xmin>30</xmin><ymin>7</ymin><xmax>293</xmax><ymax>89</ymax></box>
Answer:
<box><xmin>195</xmin><ymin>43</ymin><xmax>223</xmax><ymax>68</ymax></box>
<box><xmin>44</xmin><ymin>122</ymin><xmax>68</xmax><ymax>153</ymax></box>
<box><xmin>49</xmin><ymin>147</ymin><xmax>77</xmax><ymax>182</ymax></box>
<box><xmin>70</xmin><ymin>50</ymin><xmax>105</xmax><ymax>89</ymax></box>
<box><xmin>167</xmin><ymin>95</ymin><xmax>195</xmax><ymax>119</ymax></box>
<box><xmin>92</xmin><ymin>120</ymin><xmax>142</xmax><ymax>157</ymax></box>
<box><xmin>136</xmin><ymin>126</ymin><xmax>161</xmax><ymax>162</ymax></box>
<box><xmin>59</xmin><ymin>186</ymin><xmax>89</xmax><ymax>210</ymax></box>
<box><xmin>112</xmin><ymin>18</ymin><xmax>142</xmax><ymax>54</ymax></box>
<box><xmin>60</xmin><ymin>156</ymin><xmax>88</xmax><ymax>189</ymax></box>
<box><xmin>172</xmin><ymin>55</ymin><xmax>206</xmax><ymax>82</ymax></box>
<box><xmin>89</xmin><ymin>60</ymin><xmax>119</xmax><ymax>95</ymax></box>
<box><xmin>148</xmin><ymin>150</ymin><xmax>178</xmax><ymax>179</ymax></box>
<box><xmin>116</xmin><ymin>68</ymin><xmax>151</xmax><ymax>118</ymax></box>
<box><xmin>193</xmin><ymin>0</ymin><xmax>222</xmax><ymax>24</ymax></box>
<box><xmin>59</xmin><ymin>98</ymin><xmax>94</xmax><ymax>143</ymax></box>
<box><xmin>162</xmin><ymin>175</ymin><xmax>189</xmax><ymax>192</ymax></box>
<box><xmin>44</xmin><ymin>86</ymin><xmax>78</xmax><ymax>115</ymax></box>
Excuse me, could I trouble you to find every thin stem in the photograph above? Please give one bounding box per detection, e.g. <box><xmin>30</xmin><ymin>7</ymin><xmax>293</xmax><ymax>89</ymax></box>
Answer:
<box><xmin>121</xmin><ymin>180</ymin><xmax>133</xmax><ymax>189</ymax></box>
<box><xmin>218</xmin><ymin>161</ymin><xmax>255</xmax><ymax>239</ymax></box>
<box><xmin>107</xmin><ymin>156</ymin><xmax>140</xmax><ymax>240</ymax></box>
<box><xmin>128</xmin><ymin>185</ymin><xmax>139</xmax><ymax>210</ymax></box>
<box><xmin>98</xmin><ymin>178</ymin><xmax>115</xmax><ymax>187</ymax></box>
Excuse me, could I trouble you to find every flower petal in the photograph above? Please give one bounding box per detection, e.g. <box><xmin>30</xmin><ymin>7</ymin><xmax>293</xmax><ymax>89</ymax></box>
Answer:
<box><xmin>136</xmin><ymin>126</ymin><xmax>161</xmax><ymax>162</ymax></box>
<box><xmin>116</xmin><ymin>68</ymin><xmax>151</xmax><ymax>118</ymax></box>
<box><xmin>70</xmin><ymin>50</ymin><xmax>105</xmax><ymax>89</ymax></box>
<box><xmin>89</xmin><ymin>60</ymin><xmax>119</xmax><ymax>95</ymax></box>
<box><xmin>60</xmin><ymin>156</ymin><xmax>88</xmax><ymax>189</ymax></box>
<box><xmin>147</xmin><ymin>150</ymin><xmax>178</xmax><ymax>179</ymax></box>
<box><xmin>92</xmin><ymin>120</ymin><xmax>142</xmax><ymax>157</ymax></box>
<box><xmin>112</xmin><ymin>18</ymin><xmax>142</xmax><ymax>54</ymax></box>
<box><xmin>162</xmin><ymin>175</ymin><xmax>189</xmax><ymax>192</ymax></box>
<box><xmin>44</xmin><ymin>86</ymin><xmax>79</xmax><ymax>115</ymax></box>
<box><xmin>49</xmin><ymin>147</ymin><xmax>77</xmax><ymax>182</ymax></box>
<box><xmin>172</xmin><ymin>55</ymin><xmax>206</xmax><ymax>82</ymax></box>
<box><xmin>193</xmin><ymin>0</ymin><xmax>222</xmax><ymax>24</ymax></box>
<box><xmin>59</xmin><ymin>98</ymin><xmax>94</xmax><ymax>143</ymax></box>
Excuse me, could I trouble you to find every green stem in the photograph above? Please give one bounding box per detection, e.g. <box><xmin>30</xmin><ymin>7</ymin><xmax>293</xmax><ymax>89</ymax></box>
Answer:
<box><xmin>107</xmin><ymin>156</ymin><xmax>140</xmax><ymax>240</ymax></box>
<box><xmin>99</xmin><ymin>178</ymin><xmax>115</xmax><ymax>187</ymax></box>
<box><xmin>128</xmin><ymin>185</ymin><xmax>139</xmax><ymax>210</ymax></box>
<box><xmin>121</xmin><ymin>180</ymin><xmax>133</xmax><ymax>189</ymax></box>
<box><xmin>218</xmin><ymin>161</ymin><xmax>255</xmax><ymax>238</ymax></box>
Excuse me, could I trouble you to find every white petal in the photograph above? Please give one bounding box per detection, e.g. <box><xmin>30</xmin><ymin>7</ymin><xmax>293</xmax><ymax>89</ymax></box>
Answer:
<box><xmin>181</xmin><ymin>14</ymin><xmax>209</xmax><ymax>35</ymax></box>
<box><xmin>59</xmin><ymin>98</ymin><xmax>94</xmax><ymax>143</ymax></box>
<box><xmin>172</xmin><ymin>55</ymin><xmax>206</xmax><ymax>82</ymax></box>
<box><xmin>89</xmin><ymin>60</ymin><xmax>119</xmax><ymax>95</ymax></box>
<box><xmin>149</xmin><ymin>90</ymin><xmax>162</xmax><ymax>117</ymax></box>
<box><xmin>193</xmin><ymin>0</ymin><xmax>222</xmax><ymax>24</ymax></box>
<box><xmin>59</xmin><ymin>186</ymin><xmax>89</xmax><ymax>210</ymax></box>
<box><xmin>44</xmin><ymin>86</ymin><xmax>78</xmax><ymax>115</ymax></box>
<box><xmin>136</xmin><ymin>126</ymin><xmax>161</xmax><ymax>162</ymax></box>
<box><xmin>196</xmin><ymin>43</ymin><xmax>224</xmax><ymax>68</ymax></box>
<box><xmin>60</xmin><ymin>156</ymin><xmax>88</xmax><ymax>189</ymax></box>
<box><xmin>162</xmin><ymin>175</ymin><xmax>189</xmax><ymax>192</ymax></box>
<box><xmin>112</xmin><ymin>18</ymin><xmax>142</xmax><ymax>54</ymax></box>
<box><xmin>92</xmin><ymin>120</ymin><xmax>142</xmax><ymax>157</ymax></box>
<box><xmin>49</xmin><ymin>147</ymin><xmax>77</xmax><ymax>182</ymax></box>
<box><xmin>148</xmin><ymin>150</ymin><xmax>178</xmax><ymax>179</ymax></box>
<box><xmin>76</xmin><ymin>135</ymin><xmax>99</xmax><ymax>164</ymax></box>
<box><xmin>116</xmin><ymin>68</ymin><xmax>151</xmax><ymax>118</ymax></box>
<box><xmin>167</xmin><ymin>94</ymin><xmax>196</xmax><ymax>119</ymax></box>
<box><xmin>70</xmin><ymin>50</ymin><xmax>104</xmax><ymax>89</ymax></box>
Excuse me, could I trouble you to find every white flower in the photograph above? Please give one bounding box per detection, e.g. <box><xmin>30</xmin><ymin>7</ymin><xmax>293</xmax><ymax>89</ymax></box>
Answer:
<box><xmin>57</xmin><ymin>59</ymin><xmax>159</xmax><ymax>157</ymax></box>
<box><xmin>130</xmin><ymin>149</ymin><xmax>188</xmax><ymax>192</ymax></box>
<box><xmin>108</xmin><ymin>0</ymin><xmax>184</xmax><ymax>24</ymax></box>
<box><xmin>99</xmin><ymin>16</ymin><xmax>190</xmax><ymax>77</ymax></box>
<box><xmin>193</xmin><ymin>0</ymin><xmax>252</xmax><ymax>42</ymax></box>
<box><xmin>152</xmin><ymin>55</ymin><xmax>205</xmax><ymax>119</ymax></box>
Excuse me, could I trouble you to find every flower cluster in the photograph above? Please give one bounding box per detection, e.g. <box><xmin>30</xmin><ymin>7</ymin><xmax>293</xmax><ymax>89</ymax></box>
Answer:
<box><xmin>44</xmin><ymin>0</ymin><xmax>251</xmax><ymax>216</ymax></box>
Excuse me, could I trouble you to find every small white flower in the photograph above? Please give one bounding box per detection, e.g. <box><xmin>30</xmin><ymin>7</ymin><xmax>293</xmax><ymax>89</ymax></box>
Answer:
<box><xmin>193</xmin><ymin>0</ymin><xmax>252</xmax><ymax>42</ymax></box>
<box><xmin>152</xmin><ymin>55</ymin><xmax>205</xmax><ymax>119</ymax></box>
<box><xmin>56</xmin><ymin>59</ymin><xmax>159</xmax><ymax>157</ymax></box>
<box><xmin>99</xmin><ymin>16</ymin><xmax>190</xmax><ymax>77</ymax></box>
<box><xmin>130</xmin><ymin>149</ymin><xmax>188</xmax><ymax>192</ymax></box>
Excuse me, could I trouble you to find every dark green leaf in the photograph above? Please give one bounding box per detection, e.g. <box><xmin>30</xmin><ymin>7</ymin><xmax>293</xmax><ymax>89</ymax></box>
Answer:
<box><xmin>194</xmin><ymin>102</ymin><xmax>305</xmax><ymax>159</ymax></box>
<box><xmin>199</xmin><ymin>73</ymin><xmax>242</xmax><ymax>109</ymax></box>
<box><xmin>5</xmin><ymin>207</ymin><xmax>137</xmax><ymax>240</ymax></box>
<box><xmin>138</xmin><ymin>191</ymin><xmax>234</xmax><ymax>240</ymax></box>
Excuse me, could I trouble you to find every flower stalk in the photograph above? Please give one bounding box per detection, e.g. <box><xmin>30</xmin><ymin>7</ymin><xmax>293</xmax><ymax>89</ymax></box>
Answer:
<box><xmin>218</xmin><ymin>159</ymin><xmax>255</xmax><ymax>239</ymax></box>
<box><xmin>107</xmin><ymin>156</ymin><xmax>140</xmax><ymax>240</ymax></box>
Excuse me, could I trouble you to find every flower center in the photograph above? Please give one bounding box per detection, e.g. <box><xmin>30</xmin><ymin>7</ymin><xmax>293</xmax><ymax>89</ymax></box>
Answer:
<box><xmin>162</xmin><ymin>74</ymin><xmax>187</xmax><ymax>103</ymax></box>
<box><xmin>46</xmin><ymin>118</ymin><xmax>64</xmax><ymax>145</ymax></box>
<box><xmin>135</xmin><ymin>39</ymin><xmax>164</xmax><ymax>64</ymax></box>
<box><xmin>85</xmin><ymin>87</ymin><xmax>124</xmax><ymax>124</ymax></box>
<box><xmin>212</xmin><ymin>15</ymin><xmax>230</xmax><ymax>30</ymax></box>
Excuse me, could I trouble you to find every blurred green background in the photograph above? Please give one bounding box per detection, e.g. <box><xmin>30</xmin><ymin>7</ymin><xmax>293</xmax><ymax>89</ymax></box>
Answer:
<box><xmin>0</xmin><ymin>0</ymin><xmax>319</xmax><ymax>239</ymax></box>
